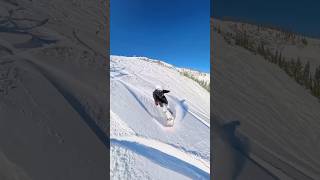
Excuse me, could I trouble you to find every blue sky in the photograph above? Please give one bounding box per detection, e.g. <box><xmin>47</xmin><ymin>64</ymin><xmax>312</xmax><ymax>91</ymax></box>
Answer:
<box><xmin>111</xmin><ymin>0</ymin><xmax>210</xmax><ymax>72</ymax></box>
<box><xmin>213</xmin><ymin>0</ymin><xmax>320</xmax><ymax>38</ymax></box>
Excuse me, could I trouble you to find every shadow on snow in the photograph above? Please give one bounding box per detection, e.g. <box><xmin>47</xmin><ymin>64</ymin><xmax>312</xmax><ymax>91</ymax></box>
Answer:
<box><xmin>111</xmin><ymin>139</ymin><xmax>210</xmax><ymax>180</ymax></box>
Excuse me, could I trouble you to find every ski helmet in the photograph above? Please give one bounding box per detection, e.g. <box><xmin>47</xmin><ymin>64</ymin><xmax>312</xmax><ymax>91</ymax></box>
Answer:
<box><xmin>155</xmin><ymin>85</ymin><xmax>162</xmax><ymax>90</ymax></box>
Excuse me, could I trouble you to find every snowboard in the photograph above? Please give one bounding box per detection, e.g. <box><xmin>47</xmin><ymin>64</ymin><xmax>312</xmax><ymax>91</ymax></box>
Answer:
<box><xmin>164</xmin><ymin>108</ymin><xmax>174</xmax><ymax>127</ymax></box>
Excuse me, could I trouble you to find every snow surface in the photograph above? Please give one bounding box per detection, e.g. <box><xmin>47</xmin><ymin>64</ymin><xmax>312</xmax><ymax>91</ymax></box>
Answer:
<box><xmin>110</xmin><ymin>55</ymin><xmax>210</xmax><ymax>180</ymax></box>
<box><xmin>212</xmin><ymin>18</ymin><xmax>320</xmax><ymax>179</ymax></box>
<box><xmin>0</xmin><ymin>0</ymin><xmax>108</xmax><ymax>179</ymax></box>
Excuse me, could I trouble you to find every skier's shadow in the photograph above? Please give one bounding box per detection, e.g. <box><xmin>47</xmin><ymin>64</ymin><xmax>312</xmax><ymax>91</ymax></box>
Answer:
<box><xmin>219</xmin><ymin>120</ymin><xmax>251</xmax><ymax>180</ymax></box>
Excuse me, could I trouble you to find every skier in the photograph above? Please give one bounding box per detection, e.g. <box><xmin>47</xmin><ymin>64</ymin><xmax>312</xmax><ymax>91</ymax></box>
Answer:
<box><xmin>153</xmin><ymin>85</ymin><xmax>170</xmax><ymax>112</ymax></box>
<box><xmin>153</xmin><ymin>85</ymin><xmax>174</xmax><ymax>126</ymax></box>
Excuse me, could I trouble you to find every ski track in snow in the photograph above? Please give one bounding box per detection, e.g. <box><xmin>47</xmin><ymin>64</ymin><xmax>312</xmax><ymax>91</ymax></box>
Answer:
<box><xmin>111</xmin><ymin>136</ymin><xmax>210</xmax><ymax>179</ymax></box>
<box><xmin>188</xmin><ymin>110</ymin><xmax>210</xmax><ymax>128</ymax></box>
<box><xmin>110</xmin><ymin>56</ymin><xmax>210</xmax><ymax>179</ymax></box>
<box><xmin>111</xmin><ymin>109</ymin><xmax>209</xmax><ymax>179</ymax></box>
<box><xmin>117</xmin><ymin>79</ymin><xmax>209</xmax><ymax>129</ymax></box>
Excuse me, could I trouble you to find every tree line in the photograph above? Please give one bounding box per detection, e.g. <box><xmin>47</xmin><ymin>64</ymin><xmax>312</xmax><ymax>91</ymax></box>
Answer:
<box><xmin>255</xmin><ymin>41</ymin><xmax>320</xmax><ymax>99</ymax></box>
<box><xmin>181</xmin><ymin>72</ymin><xmax>210</xmax><ymax>92</ymax></box>
<box><xmin>215</xmin><ymin>25</ymin><xmax>320</xmax><ymax>99</ymax></box>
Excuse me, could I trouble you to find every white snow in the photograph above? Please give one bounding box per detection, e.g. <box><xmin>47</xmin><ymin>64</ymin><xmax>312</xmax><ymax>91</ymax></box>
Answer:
<box><xmin>176</xmin><ymin>68</ymin><xmax>210</xmax><ymax>85</ymax></box>
<box><xmin>110</xmin><ymin>55</ymin><xmax>210</xmax><ymax>180</ymax></box>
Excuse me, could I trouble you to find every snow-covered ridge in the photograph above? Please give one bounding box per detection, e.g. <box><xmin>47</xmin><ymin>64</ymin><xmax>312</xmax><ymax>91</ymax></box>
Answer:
<box><xmin>214</xmin><ymin>18</ymin><xmax>320</xmax><ymax>70</ymax></box>
<box><xmin>176</xmin><ymin>68</ymin><xmax>210</xmax><ymax>86</ymax></box>
<box><xmin>112</xmin><ymin>55</ymin><xmax>210</xmax><ymax>91</ymax></box>
<box><xmin>214</xmin><ymin>18</ymin><xmax>315</xmax><ymax>47</ymax></box>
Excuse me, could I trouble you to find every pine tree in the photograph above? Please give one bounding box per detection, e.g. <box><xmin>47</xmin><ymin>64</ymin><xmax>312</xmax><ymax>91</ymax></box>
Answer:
<box><xmin>265</xmin><ymin>48</ymin><xmax>272</xmax><ymax>61</ymax></box>
<box><xmin>302</xmin><ymin>37</ymin><xmax>308</xmax><ymax>45</ymax></box>
<box><xmin>313</xmin><ymin>66</ymin><xmax>320</xmax><ymax>97</ymax></box>
<box><xmin>217</xmin><ymin>25</ymin><xmax>221</xmax><ymax>33</ymax></box>
<box><xmin>288</xmin><ymin>59</ymin><xmax>296</xmax><ymax>77</ymax></box>
<box><xmin>278</xmin><ymin>52</ymin><xmax>282</xmax><ymax>66</ymax></box>
<box><xmin>279</xmin><ymin>57</ymin><xmax>285</xmax><ymax>68</ymax></box>
<box><xmin>273</xmin><ymin>50</ymin><xmax>278</xmax><ymax>64</ymax></box>
<box><xmin>258</xmin><ymin>42</ymin><xmax>265</xmax><ymax>57</ymax></box>
<box><xmin>235</xmin><ymin>32</ymin><xmax>240</xmax><ymax>45</ymax></box>
<box><xmin>315</xmin><ymin>66</ymin><xmax>320</xmax><ymax>83</ymax></box>
<box><xmin>303</xmin><ymin>61</ymin><xmax>311</xmax><ymax>89</ymax></box>
<box><xmin>294</xmin><ymin>57</ymin><xmax>303</xmax><ymax>84</ymax></box>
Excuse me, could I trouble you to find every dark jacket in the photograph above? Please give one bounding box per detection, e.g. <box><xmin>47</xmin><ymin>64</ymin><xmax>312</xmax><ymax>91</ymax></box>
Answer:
<box><xmin>153</xmin><ymin>89</ymin><xmax>170</xmax><ymax>106</ymax></box>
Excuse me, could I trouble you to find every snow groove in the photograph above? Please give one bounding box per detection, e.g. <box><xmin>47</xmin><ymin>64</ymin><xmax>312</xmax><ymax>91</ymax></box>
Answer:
<box><xmin>111</xmin><ymin>136</ymin><xmax>210</xmax><ymax>179</ymax></box>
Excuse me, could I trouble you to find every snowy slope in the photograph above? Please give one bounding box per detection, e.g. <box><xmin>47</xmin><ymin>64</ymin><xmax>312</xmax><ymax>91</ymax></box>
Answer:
<box><xmin>132</xmin><ymin>56</ymin><xmax>210</xmax><ymax>88</ymax></box>
<box><xmin>110</xmin><ymin>55</ymin><xmax>210</xmax><ymax>180</ymax></box>
<box><xmin>212</xmin><ymin>18</ymin><xmax>320</xmax><ymax>179</ymax></box>
<box><xmin>0</xmin><ymin>0</ymin><xmax>108</xmax><ymax>179</ymax></box>
<box><xmin>214</xmin><ymin>18</ymin><xmax>320</xmax><ymax>71</ymax></box>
